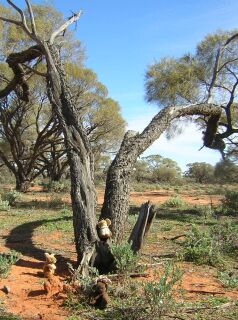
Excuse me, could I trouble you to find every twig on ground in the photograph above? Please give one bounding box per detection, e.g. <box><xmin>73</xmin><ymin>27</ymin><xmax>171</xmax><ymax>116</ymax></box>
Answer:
<box><xmin>138</xmin><ymin>262</ymin><xmax>164</xmax><ymax>267</ymax></box>
<box><xmin>163</xmin><ymin>234</ymin><xmax>186</xmax><ymax>240</ymax></box>
<box><xmin>186</xmin><ymin>289</ymin><xmax>225</xmax><ymax>295</ymax></box>
<box><xmin>107</xmin><ymin>272</ymin><xmax>149</xmax><ymax>280</ymax></box>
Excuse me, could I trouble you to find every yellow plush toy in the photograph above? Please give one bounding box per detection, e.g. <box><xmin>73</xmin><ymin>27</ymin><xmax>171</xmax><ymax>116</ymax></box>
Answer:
<box><xmin>43</xmin><ymin>252</ymin><xmax>57</xmax><ymax>278</ymax></box>
<box><xmin>97</xmin><ymin>219</ymin><xmax>112</xmax><ymax>240</ymax></box>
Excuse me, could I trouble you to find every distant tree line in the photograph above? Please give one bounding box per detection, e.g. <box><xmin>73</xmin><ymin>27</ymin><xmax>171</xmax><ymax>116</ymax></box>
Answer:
<box><xmin>131</xmin><ymin>155</ymin><xmax>238</xmax><ymax>185</ymax></box>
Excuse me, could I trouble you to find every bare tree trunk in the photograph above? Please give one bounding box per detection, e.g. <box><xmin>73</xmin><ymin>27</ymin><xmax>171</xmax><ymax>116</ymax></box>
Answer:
<box><xmin>15</xmin><ymin>174</ymin><xmax>31</xmax><ymax>192</ymax></box>
<box><xmin>44</xmin><ymin>44</ymin><xmax>99</xmax><ymax>272</ymax></box>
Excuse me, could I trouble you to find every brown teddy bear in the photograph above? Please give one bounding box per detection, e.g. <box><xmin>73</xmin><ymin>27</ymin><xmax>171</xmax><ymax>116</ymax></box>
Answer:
<box><xmin>43</xmin><ymin>253</ymin><xmax>57</xmax><ymax>278</ymax></box>
<box><xmin>90</xmin><ymin>277</ymin><xmax>111</xmax><ymax>309</ymax></box>
<box><xmin>97</xmin><ymin>219</ymin><xmax>112</xmax><ymax>240</ymax></box>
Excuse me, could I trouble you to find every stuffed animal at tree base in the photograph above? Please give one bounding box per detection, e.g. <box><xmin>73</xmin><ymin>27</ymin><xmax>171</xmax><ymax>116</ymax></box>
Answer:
<box><xmin>90</xmin><ymin>277</ymin><xmax>112</xmax><ymax>309</ymax></box>
<box><xmin>43</xmin><ymin>253</ymin><xmax>57</xmax><ymax>278</ymax></box>
<box><xmin>97</xmin><ymin>219</ymin><xmax>112</xmax><ymax>240</ymax></box>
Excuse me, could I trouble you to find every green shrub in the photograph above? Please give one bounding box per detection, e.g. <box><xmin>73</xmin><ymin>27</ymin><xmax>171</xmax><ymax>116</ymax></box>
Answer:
<box><xmin>0</xmin><ymin>312</ymin><xmax>21</xmax><ymax>320</ymax></box>
<box><xmin>222</xmin><ymin>190</ymin><xmax>238</xmax><ymax>215</ymax></box>
<box><xmin>47</xmin><ymin>196</ymin><xmax>65</xmax><ymax>208</ymax></box>
<box><xmin>2</xmin><ymin>189</ymin><xmax>21</xmax><ymax>206</ymax></box>
<box><xmin>110</xmin><ymin>241</ymin><xmax>139</xmax><ymax>274</ymax></box>
<box><xmin>183</xmin><ymin>225</ymin><xmax>223</xmax><ymax>266</ymax></box>
<box><xmin>0</xmin><ymin>251</ymin><xmax>21</xmax><ymax>278</ymax></box>
<box><xmin>183</xmin><ymin>221</ymin><xmax>238</xmax><ymax>266</ymax></box>
<box><xmin>161</xmin><ymin>195</ymin><xmax>185</xmax><ymax>208</ymax></box>
<box><xmin>194</xmin><ymin>204</ymin><xmax>213</xmax><ymax>219</ymax></box>
<box><xmin>0</xmin><ymin>195</ymin><xmax>10</xmax><ymax>211</ymax></box>
<box><xmin>143</xmin><ymin>262</ymin><xmax>182</xmax><ymax>318</ymax></box>
<box><xmin>211</xmin><ymin>221</ymin><xmax>238</xmax><ymax>254</ymax></box>
<box><xmin>218</xmin><ymin>270</ymin><xmax>238</xmax><ymax>288</ymax></box>
<box><xmin>160</xmin><ymin>223</ymin><xmax>173</xmax><ymax>232</ymax></box>
<box><xmin>42</xmin><ymin>180</ymin><xmax>70</xmax><ymax>193</ymax></box>
<box><xmin>131</xmin><ymin>182</ymin><xmax>159</xmax><ymax>192</ymax></box>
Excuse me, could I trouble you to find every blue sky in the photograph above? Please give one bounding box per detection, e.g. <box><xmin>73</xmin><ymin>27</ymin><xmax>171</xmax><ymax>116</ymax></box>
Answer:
<box><xmin>2</xmin><ymin>0</ymin><xmax>238</xmax><ymax>170</ymax></box>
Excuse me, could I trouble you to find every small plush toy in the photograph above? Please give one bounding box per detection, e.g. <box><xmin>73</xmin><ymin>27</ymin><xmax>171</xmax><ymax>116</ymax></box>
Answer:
<box><xmin>90</xmin><ymin>277</ymin><xmax>111</xmax><ymax>309</ymax></box>
<box><xmin>97</xmin><ymin>219</ymin><xmax>112</xmax><ymax>240</ymax></box>
<box><xmin>43</xmin><ymin>252</ymin><xmax>57</xmax><ymax>278</ymax></box>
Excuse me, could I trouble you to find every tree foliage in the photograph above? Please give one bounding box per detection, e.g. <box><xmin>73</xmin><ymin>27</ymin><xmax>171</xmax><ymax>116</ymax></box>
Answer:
<box><xmin>214</xmin><ymin>159</ymin><xmax>238</xmax><ymax>183</ymax></box>
<box><xmin>145</xmin><ymin>30</ymin><xmax>238</xmax><ymax>156</ymax></box>
<box><xmin>132</xmin><ymin>154</ymin><xmax>181</xmax><ymax>184</ymax></box>
<box><xmin>0</xmin><ymin>3</ymin><xmax>125</xmax><ymax>190</ymax></box>
<box><xmin>185</xmin><ymin>162</ymin><xmax>214</xmax><ymax>183</ymax></box>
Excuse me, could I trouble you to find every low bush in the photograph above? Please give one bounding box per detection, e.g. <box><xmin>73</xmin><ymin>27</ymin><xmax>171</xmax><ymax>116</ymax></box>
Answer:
<box><xmin>47</xmin><ymin>196</ymin><xmax>65</xmax><ymax>208</ymax></box>
<box><xmin>0</xmin><ymin>312</ymin><xmax>21</xmax><ymax>320</ymax></box>
<box><xmin>211</xmin><ymin>221</ymin><xmax>238</xmax><ymax>254</ymax></box>
<box><xmin>0</xmin><ymin>251</ymin><xmax>21</xmax><ymax>278</ymax></box>
<box><xmin>161</xmin><ymin>195</ymin><xmax>186</xmax><ymax>208</ymax></box>
<box><xmin>2</xmin><ymin>189</ymin><xmax>21</xmax><ymax>206</ymax></box>
<box><xmin>0</xmin><ymin>195</ymin><xmax>10</xmax><ymax>211</ymax></box>
<box><xmin>110</xmin><ymin>241</ymin><xmax>139</xmax><ymax>274</ymax></box>
<box><xmin>131</xmin><ymin>182</ymin><xmax>159</xmax><ymax>192</ymax></box>
<box><xmin>222</xmin><ymin>190</ymin><xmax>238</xmax><ymax>215</ymax></box>
<box><xmin>143</xmin><ymin>262</ymin><xmax>182</xmax><ymax>318</ymax></box>
<box><xmin>183</xmin><ymin>225</ymin><xmax>223</xmax><ymax>266</ymax></box>
<box><xmin>218</xmin><ymin>270</ymin><xmax>238</xmax><ymax>288</ymax></box>
<box><xmin>183</xmin><ymin>221</ymin><xmax>238</xmax><ymax>266</ymax></box>
<box><xmin>42</xmin><ymin>180</ymin><xmax>70</xmax><ymax>193</ymax></box>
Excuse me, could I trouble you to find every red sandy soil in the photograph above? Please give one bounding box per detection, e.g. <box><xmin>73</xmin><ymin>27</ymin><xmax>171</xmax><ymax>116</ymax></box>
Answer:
<box><xmin>0</xmin><ymin>256</ymin><xmax>68</xmax><ymax>320</ymax></box>
<box><xmin>1</xmin><ymin>253</ymin><xmax>237</xmax><ymax>320</ymax></box>
<box><xmin>24</xmin><ymin>187</ymin><xmax>222</xmax><ymax>207</ymax></box>
<box><xmin>0</xmin><ymin>187</ymin><xmax>234</xmax><ymax>320</ymax></box>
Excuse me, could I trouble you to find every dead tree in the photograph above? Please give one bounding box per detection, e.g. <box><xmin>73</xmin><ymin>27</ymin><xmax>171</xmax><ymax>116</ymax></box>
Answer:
<box><xmin>0</xmin><ymin>1</ymin><xmax>222</xmax><ymax>273</ymax></box>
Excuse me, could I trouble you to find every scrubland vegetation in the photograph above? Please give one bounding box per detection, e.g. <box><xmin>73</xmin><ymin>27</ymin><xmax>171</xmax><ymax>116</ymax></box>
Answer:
<box><xmin>0</xmin><ymin>176</ymin><xmax>237</xmax><ymax>320</ymax></box>
<box><xmin>0</xmin><ymin>1</ymin><xmax>238</xmax><ymax>319</ymax></box>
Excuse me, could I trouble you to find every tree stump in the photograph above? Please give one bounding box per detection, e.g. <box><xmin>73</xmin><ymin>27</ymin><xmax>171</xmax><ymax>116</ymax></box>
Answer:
<box><xmin>128</xmin><ymin>201</ymin><xmax>156</xmax><ymax>253</ymax></box>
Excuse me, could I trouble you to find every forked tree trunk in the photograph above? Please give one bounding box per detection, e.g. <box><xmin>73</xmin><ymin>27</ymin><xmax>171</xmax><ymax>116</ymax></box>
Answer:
<box><xmin>101</xmin><ymin>105</ymin><xmax>221</xmax><ymax>241</ymax></box>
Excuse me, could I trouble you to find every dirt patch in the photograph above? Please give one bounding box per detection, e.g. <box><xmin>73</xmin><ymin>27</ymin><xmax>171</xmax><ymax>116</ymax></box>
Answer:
<box><xmin>0</xmin><ymin>256</ymin><xmax>69</xmax><ymax>320</ymax></box>
<box><xmin>21</xmin><ymin>187</ymin><xmax>222</xmax><ymax>207</ymax></box>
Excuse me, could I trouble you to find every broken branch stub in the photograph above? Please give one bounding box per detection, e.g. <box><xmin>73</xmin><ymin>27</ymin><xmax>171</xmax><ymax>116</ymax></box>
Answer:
<box><xmin>129</xmin><ymin>201</ymin><xmax>156</xmax><ymax>253</ymax></box>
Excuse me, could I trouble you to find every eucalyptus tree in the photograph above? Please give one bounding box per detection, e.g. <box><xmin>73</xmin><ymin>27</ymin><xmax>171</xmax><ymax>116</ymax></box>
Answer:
<box><xmin>145</xmin><ymin>30</ymin><xmax>238</xmax><ymax>156</ymax></box>
<box><xmin>0</xmin><ymin>3</ymin><xmax>125</xmax><ymax>190</ymax></box>
<box><xmin>185</xmin><ymin>162</ymin><xmax>215</xmax><ymax>183</ymax></box>
<box><xmin>0</xmin><ymin>1</ymin><xmax>222</xmax><ymax>273</ymax></box>
<box><xmin>143</xmin><ymin>154</ymin><xmax>181</xmax><ymax>183</ymax></box>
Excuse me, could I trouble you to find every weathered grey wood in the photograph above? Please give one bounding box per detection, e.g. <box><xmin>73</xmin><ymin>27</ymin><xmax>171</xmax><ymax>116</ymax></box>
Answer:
<box><xmin>128</xmin><ymin>201</ymin><xmax>156</xmax><ymax>253</ymax></box>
